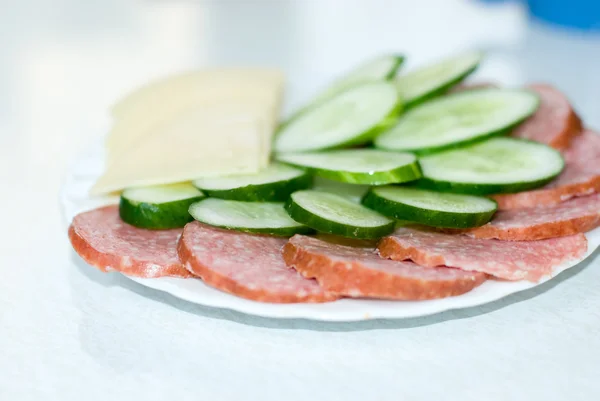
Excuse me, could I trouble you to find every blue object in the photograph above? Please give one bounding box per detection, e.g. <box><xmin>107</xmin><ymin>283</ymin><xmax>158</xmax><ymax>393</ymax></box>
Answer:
<box><xmin>527</xmin><ymin>0</ymin><xmax>600</xmax><ymax>31</ymax></box>
<box><xmin>477</xmin><ymin>0</ymin><xmax>600</xmax><ymax>32</ymax></box>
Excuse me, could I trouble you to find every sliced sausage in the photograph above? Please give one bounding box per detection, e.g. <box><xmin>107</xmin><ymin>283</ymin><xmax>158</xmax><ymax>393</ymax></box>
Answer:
<box><xmin>69</xmin><ymin>205</ymin><xmax>192</xmax><ymax>278</ymax></box>
<box><xmin>378</xmin><ymin>227</ymin><xmax>587</xmax><ymax>282</ymax></box>
<box><xmin>283</xmin><ymin>235</ymin><xmax>486</xmax><ymax>300</ymax></box>
<box><xmin>468</xmin><ymin>193</ymin><xmax>600</xmax><ymax>241</ymax></box>
<box><xmin>511</xmin><ymin>83</ymin><xmax>582</xmax><ymax>150</ymax></box>
<box><xmin>178</xmin><ymin>222</ymin><xmax>338</xmax><ymax>303</ymax></box>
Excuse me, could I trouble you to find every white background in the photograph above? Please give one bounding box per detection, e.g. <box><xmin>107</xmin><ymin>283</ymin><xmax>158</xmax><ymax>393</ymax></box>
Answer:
<box><xmin>2</xmin><ymin>1</ymin><xmax>600</xmax><ymax>400</ymax></box>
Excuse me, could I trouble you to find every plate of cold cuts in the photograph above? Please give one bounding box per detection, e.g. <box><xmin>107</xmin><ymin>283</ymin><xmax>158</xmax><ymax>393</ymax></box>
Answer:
<box><xmin>62</xmin><ymin>81</ymin><xmax>600</xmax><ymax>321</ymax></box>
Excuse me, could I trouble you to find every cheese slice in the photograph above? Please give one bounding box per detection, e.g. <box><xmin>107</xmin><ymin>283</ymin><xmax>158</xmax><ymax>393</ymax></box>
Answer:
<box><xmin>92</xmin><ymin>108</ymin><xmax>264</xmax><ymax>195</ymax></box>
<box><xmin>111</xmin><ymin>68</ymin><xmax>284</xmax><ymax>117</ymax></box>
<box><xmin>106</xmin><ymin>68</ymin><xmax>284</xmax><ymax>167</ymax></box>
<box><xmin>107</xmin><ymin>100</ymin><xmax>278</xmax><ymax>170</ymax></box>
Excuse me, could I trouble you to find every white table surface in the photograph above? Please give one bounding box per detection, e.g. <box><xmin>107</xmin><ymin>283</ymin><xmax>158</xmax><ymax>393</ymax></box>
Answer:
<box><xmin>2</xmin><ymin>1</ymin><xmax>600</xmax><ymax>400</ymax></box>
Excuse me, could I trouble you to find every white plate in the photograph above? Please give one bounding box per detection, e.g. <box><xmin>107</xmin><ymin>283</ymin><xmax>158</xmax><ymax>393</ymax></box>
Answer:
<box><xmin>60</xmin><ymin>138</ymin><xmax>600</xmax><ymax>321</ymax></box>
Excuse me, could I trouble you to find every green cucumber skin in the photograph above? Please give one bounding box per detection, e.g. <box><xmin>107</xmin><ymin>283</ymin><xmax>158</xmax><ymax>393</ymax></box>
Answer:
<box><xmin>283</xmin><ymin>159</ymin><xmax>422</xmax><ymax>185</ymax></box>
<box><xmin>277</xmin><ymin>55</ymin><xmax>405</xmax><ymax>131</ymax></box>
<box><xmin>119</xmin><ymin>196</ymin><xmax>203</xmax><ymax>229</ymax></box>
<box><xmin>361</xmin><ymin>190</ymin><xmax>496</xmax><ymax>229</ymax></box>
<box><xmin>382</xmin><ymin>55</ymin><xmax>406</xmax><ymax>79</ymax></box>
<box><xmin>415</xmin><ymin>173</ymin><xmax>561</xmax><ymax>196</ymax></box>
<box><xmin>284</xmin><ymin>198</ymin><xmax>395</xmax><ymax>240</ymax></box>
<box><xmin>200</xmin><ymin>173</ymin><xmax>313</xmax><ymax>202</ymax></box>
<box><xmin>401</xmin><ymin>65</ymin><xmax>479</xmax><ymax>109</ymax></box>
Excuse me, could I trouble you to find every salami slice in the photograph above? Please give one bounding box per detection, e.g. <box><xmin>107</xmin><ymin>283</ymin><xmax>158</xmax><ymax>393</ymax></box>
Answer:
<box><xmin>68</xmin><ymin>205</ymin><xmax>192</xmax><ymax>278</ymax></box>
<box><xmin>511</xmin><ymin>84</ymin><xmax>582</xmax><ymax>150</ymax></box>
<box><xmin>378</xmin><ymin>227</ymin><xmax>587</xmax><ymax>282</ymax></box>
<box><xmin>493</xmin><ymin>130</ymin><xmax>600</xmax><ymax>210</ymax></box>
<box><xmin>282</xmin><ymin>235</ymin><xmax>486</xmax><ymax>300</ymax></box>
<box><xmin>178</xmin><ymin>222</ymin><xmax>337</xmax><ymax>303</ymax></box>
<box><xmin>468</xmin><ymin>193</ymin><xmax>600</xmax><ymax>241</ymax></box>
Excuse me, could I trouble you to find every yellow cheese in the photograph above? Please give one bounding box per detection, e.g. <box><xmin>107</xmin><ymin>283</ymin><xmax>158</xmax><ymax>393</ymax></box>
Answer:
<box><xmin>106</xmin><ymin>68</ymin><xmax>284</xmax><ymax>167</ymax></box>
<box><xmin>91</xmin><ymin>108</ymin><xmax>264</xmax><ymax>195</ymax></box>
<box><xmin>111</xmin><ymin>68</ymin><xmax>284</xmax><ymax>117</ymax></box>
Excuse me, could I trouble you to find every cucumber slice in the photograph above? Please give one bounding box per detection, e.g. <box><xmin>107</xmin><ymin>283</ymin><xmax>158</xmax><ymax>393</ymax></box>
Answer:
<box><xmin>282</xmin><ymin>55</ymin><xmax>404</xmax><ymax>127</ymax></box>
<box><xmin>192</xmin><ymin>163</ymin><xmax>312</xmax><ymax>202</ymax></box>
<box><xmin>362</xmin><ymin>186</ymin><xmax>497</xmax><ymax>228</ymax></box>
<box><xmin>274</xmin><ymin>82</ymin><xmax>401</xmax><ymax>153</ymax></box>
<box><xmin>285</xmin><ymin>190</ymin><xmax>395</xmax><ymax>239</ymax></box>
<box><xmin>119</xmin><ymin>183</ymin><xmax>205</xmax><ymax>229</ymax></box>
<box><xmin>277</xmin><ymin>149</ymin><xmax>421</xmax><ymax>185</ymax></box>
<box><xmin>396</xmin><ymin>51</ymin><xmax>483</xmax><ymax>107</ymax></box>
<box><xmin>374</xmin><ymin>88</ymin><xmax>539</xmax><ymax>154</ymax></box>
<box><xmin>418</xmin><ymin>137</ymin><xmax>564</xmax><ymax>195</ymax></box>
<box><xmin>188</xmin><ymin>198</ymin><xmax>312</xmax><ymax>236</ymax></box>
<box><xmin>312</xmin><ymin>177</ymin><xmax>370</xmax><ymax>203</ymax></box>
<box><xmin>313</xmin><ymin>54</ymin><xmax>405</xmax><ymax>104</ymax></box>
